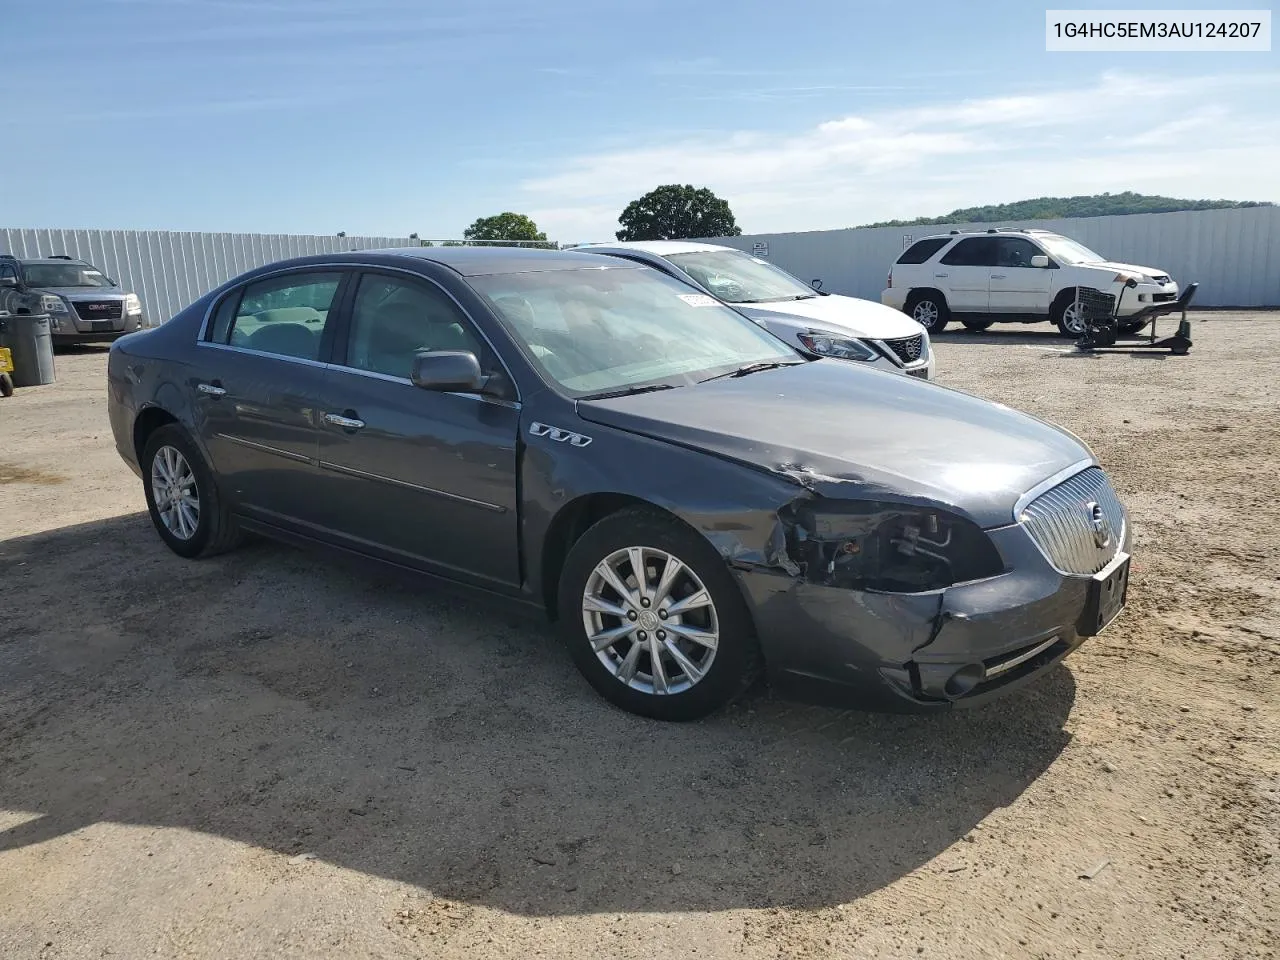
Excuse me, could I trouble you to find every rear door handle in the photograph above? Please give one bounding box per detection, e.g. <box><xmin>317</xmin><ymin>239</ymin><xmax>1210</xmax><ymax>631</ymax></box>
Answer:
<box><xmin>196</xmin><ymin>381</ymin><xmax>226</xmax><ymax>397</ymax></box>
<box><xmin>934</xmin><ymin>273</ymin><xmax>948</xmax><ymax>278</ymax></box>
<box><xmin>323</xmin><ymin>412</ymin><xmax>365</xmax><ymax>430</ymax></box>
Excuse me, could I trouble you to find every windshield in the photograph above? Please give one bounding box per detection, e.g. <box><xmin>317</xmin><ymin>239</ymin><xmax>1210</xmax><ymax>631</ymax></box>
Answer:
<box><xmin>1036</xmin><ymin>235</ymin><xmax>1105</xmax><ymax>265</ymax></box>
<box><xmin>664</xmin><ymin>249</ymin><xmax>817</xmax><ymax>304</ymax></box>
<box><xmin>471</xmin><ymin>266</ymin><xmax>800</xmax><ymax>398</ymax></box>
<box><xmin>22</xmin><ymin>263</ymin><xmax>114</xmax><ymax>288</ymax></box>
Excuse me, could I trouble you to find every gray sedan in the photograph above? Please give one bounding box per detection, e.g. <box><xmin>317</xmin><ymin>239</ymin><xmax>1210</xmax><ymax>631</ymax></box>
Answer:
<box><xmin>108</xmin><ymin>247</ymin><xmax>1130</xmax><ymax>721</ymax></box>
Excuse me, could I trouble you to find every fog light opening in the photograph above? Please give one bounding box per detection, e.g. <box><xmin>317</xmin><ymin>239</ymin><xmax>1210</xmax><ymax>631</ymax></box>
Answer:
<box><xmin>944</xmin><ymin>663</ymin><xmax>985</xmax><ymax>699</ymax></box>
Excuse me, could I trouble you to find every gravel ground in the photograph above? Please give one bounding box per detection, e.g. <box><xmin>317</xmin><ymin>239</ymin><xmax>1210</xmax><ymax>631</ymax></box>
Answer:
<box><xmin>1</xmin><ymin>314</ymin><xmax>1276</xmax><ymax>960</ymax></box>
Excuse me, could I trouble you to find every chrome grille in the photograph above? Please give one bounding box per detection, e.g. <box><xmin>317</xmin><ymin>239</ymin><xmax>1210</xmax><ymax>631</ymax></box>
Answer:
<box><xmin>72</xmin><ymin>300</ymin><xmax>123</xmax><ymax>320</ymax></box>
<box><xmin>1019</xmin><ymin>467</ymin><xmax>1126</xmax><ymax>575</ymax></box>
<box><xmin>882</xmin><ymin>334</ymin><xmax>924</xmax><ymax>364</ymax></box>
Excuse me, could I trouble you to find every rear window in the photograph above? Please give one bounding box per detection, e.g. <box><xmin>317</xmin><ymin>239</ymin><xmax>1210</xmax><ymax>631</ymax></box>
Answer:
<box><xmin>896</xmin><ymin>238</ymin><xmax>950</xmax><ymax>264</ymax></box>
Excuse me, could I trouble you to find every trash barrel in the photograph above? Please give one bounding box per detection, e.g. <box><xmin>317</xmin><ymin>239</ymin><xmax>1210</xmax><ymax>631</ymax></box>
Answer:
<box><xmin>0</xmin><ymin>313</ymin><xmax>56</xmax><ymax>387</ymax></box>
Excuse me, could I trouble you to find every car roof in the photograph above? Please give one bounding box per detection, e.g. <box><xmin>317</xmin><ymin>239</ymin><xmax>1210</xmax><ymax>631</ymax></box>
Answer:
<box><xmin>11</xmin><ymin>257</ymin><xmax>94</xmax><ymax>266</ymax></box>
<box><xmin>319</xmin><ymin>245</ymin><xmax>644</xmax><ymax>277</ymax></box>
<box><xmin>919</xmin><ymin>229</ymin><xmax>1064</xmax><ymax>242</ymax></box>
<box><xmin>571</xmin><ymin>240</ymin><xmax>738</xmax><ymax>256</ymax></box>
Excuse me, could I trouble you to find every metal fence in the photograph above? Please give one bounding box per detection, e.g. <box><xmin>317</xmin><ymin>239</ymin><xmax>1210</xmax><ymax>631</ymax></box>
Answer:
<box><xmin>707</xmin><ymin>205</ymin><xmax>1280</xmax><ymax>308</ymax></box>
<box><xmin>0</xmin><ymin>228</ymin><xmax>412</xmax><ymax>323</ymax></box>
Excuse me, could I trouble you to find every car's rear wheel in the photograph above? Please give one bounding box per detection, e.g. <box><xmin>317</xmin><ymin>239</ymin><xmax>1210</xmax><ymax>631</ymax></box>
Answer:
<box><xmin>142</xmin><ymin>424</ymin><xmax>241</xmax><ymax>559</ymax></box>
<box><xmin>961</xmin><ymin>318</ymin><xmax>994</xmax><ymax>332</ymax></box>
<box><xmin>557</xmin><ymin>507</ymin><xmax>760</xmax><ymax>721</ymax></box>
<box><xmin>904</xmin><ymin>291</ymin><xmax>950</xmax><ymax>333</ymax></box>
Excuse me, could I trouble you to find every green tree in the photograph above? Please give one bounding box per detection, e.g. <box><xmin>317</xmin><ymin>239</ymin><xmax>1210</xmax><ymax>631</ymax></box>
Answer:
<box><xmin>615</xmin><ymin>185</ymin><xmax>741</xmax><ymax>241</ymax></box>
<box><xmin>462</xmin><ymin>212</ymin><xmax>553</xmax><ymax>248</ymax></box>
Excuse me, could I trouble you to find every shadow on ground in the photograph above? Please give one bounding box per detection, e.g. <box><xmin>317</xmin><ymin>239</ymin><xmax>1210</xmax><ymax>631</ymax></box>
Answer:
<box><xmin>0</xmin><ymin>514</ymin><xmax>1076</xmax><ymax>915</ymax></box>
<box><xmin>932</xmin><ymin>325</ymin><xmax>1067</xmax><ymax>346</ymax></box>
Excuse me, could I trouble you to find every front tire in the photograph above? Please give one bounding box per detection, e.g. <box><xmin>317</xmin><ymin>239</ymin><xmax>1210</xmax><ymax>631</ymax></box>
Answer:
<box><xmin>142</xmin><ymin>424</ymin><xmax>241</xmax><ymax>559</ymax></box>
<box><xmin>557</xmin><ymin>507</ymin><xmax>761</xmax><ymax>721</ymax></box>
<box><xmin>904</xmin><ymin>291</ymin><xmax>950</xmax><ymax>333</ymax></box>
<box><xmin>1052</xmin><ymin>292</ymin><xmax>1091</xmax><ymax>338</ymax></box>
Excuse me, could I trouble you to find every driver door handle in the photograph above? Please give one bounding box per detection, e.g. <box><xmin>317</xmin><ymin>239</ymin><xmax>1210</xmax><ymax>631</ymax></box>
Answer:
<box><xmin>196</xmin><ymin>381</ymin><xmax>226</xmax><ymax>397</ymax></box>
<box><xmin>989</xmin><ymin>273</ymin><xmax>1007</xmax><ymax>279</ymax></box>
<box><xmin>323</xmin><ymin>412</ymin><xmax>365</xmax><ymax>430</ymax></box>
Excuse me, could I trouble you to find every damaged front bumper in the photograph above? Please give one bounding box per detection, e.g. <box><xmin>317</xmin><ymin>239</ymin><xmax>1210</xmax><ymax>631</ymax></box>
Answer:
<box><xmin>733</xmin><ymin>520</ymin><xmax>1128</xmax><ymax>712</ymax></box>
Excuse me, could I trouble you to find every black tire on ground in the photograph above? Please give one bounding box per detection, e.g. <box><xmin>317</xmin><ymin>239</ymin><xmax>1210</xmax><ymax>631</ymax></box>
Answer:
<box><xmin>0</xmin><ymin>373</ymin><xmax>13</xmax><ymax>398</ymax></box>
<box><xmin>141</xmin><ymin>423</ymin><xmax>242</xmax><ymax>559</ymax></box>
<box><xmin>961</xmin><ymin>318</ymin><xmax>994</xmax><ymax>332</ymax></box>
<box><xmin>1050</xmin><ymin>291</ymin><xmax>1090</xmax><ymax>338</ymax></box>
<box><xmin>557</xmin><ymin>506</ymin><xmax>762</xmax><ymax>721</ymax></box>
<box><xmin>1117</xmin><ymin>319</ymin><xmax>1149</xmax><ymax>335</ymax></box>
<box><xmin>903</xmin><ymin>290</ymin><xmax>950</xmax><ymax>333</ymax></box>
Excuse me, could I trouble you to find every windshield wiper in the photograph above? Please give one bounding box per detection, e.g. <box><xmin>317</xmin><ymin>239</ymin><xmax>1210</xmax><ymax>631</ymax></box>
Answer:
<box><xmin>699</xmin><ymin>361</ymin><xmax>801</xmax><ymax>383</ymax></box>
<box><xmin>734</xmin><ymin>295</ymin><xmax>816</xmax><ymax>304</ymax></box>
<box><xmin>578</xmin><ymin>383</ymin><xmax>679</xmax><ymax>401</ymax></box>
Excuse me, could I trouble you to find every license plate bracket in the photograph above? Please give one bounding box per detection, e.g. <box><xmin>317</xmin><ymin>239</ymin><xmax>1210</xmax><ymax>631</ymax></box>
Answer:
<box><xmin>1078</xmin><ymin>552</ymin><xmax>1130</xmax><ymax>637</ymax></box>
<box><xmin>90</xmin><ymin>320</ymin><xmax>114</xmax><ymax>332</ymax></box>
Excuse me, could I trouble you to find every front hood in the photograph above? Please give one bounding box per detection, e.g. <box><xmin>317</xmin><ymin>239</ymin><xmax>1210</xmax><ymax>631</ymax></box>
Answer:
<box><xmin>578</xmin><ymin>362</ymin><xmax>1091</xmax><ymax>528</ymax></box>
<box><xmin>1077</xmin><ymin>260</ymin><xmax>1169</xmax><ymax>279</ymax></box>
<box><xmin>739</xmin><ymin>294</ymin><xmax>925</xmax><ymax>340</ymax></box>
<box><xmin>38</xmin><ymin>286</ymin><xmax>126</xmax><ymax>299</ymax></box>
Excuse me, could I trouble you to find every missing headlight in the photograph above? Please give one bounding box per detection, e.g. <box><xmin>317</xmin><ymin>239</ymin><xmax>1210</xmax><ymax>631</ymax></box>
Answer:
<box><xmin>784</xmin><ymin>501</ymin><xmax>1004</xmax><ymax>593</ymax></box>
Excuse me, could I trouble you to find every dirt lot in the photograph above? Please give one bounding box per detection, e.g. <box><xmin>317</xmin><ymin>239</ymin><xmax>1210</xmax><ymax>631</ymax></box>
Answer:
<box><xmin>1</xmin><ymin>315</ymin><xmax>1277</xmax><ymax>960</ymax></box>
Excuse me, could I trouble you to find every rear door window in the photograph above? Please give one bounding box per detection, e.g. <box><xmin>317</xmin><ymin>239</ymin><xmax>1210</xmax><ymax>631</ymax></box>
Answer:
<box><xmin>220</xmin><ymin>272</ymin><xmax>344</xmax><ymax>361</ymax></box>
<box><xmin>896</xmin><ymin>238</ymin><xmax>950</xmax><ymax>264</ymax></box>
<box><xmin>940</xmin><ymin>238</ymin><xmax>998</xmax><ymax>267</ymax></box>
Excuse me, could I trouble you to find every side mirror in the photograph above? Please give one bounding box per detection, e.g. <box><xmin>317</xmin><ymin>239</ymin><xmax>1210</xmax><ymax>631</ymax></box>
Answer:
<box><xmin>1030</xmin><ymin>255</ymin><xmax>1049</xmax><ymax>268</ymax></box>
<box><xmin>410</xmin><ymin>350</ymin><xmax>485</xmax><ymax>393</ymax></box>
<box><xmin>810</xmin><ymin>278</ymin><xmax>823</xmax><ymax>291</ymax></box>
<box><xmin>0</xmin><ymin>276</ymin><xmax>18</xmax><ymax>288</ymax></box>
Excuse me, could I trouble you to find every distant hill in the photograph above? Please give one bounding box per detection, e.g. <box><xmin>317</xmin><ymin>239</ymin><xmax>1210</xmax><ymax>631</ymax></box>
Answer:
<box><xmin>859</xmin><ymin>192</ymin><xmax>1274</xmax><ymax>228</ymax></box>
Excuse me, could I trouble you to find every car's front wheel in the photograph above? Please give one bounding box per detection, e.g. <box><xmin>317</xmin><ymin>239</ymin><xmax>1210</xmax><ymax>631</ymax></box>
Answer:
<box><xmin>904</xmin><ymin>291</ymin><xmax>950</xmax><ymax>333</ymax></box>
<box><xmin>558</xmin><ymin>507</ymin><xmax>761</xmax><ymax>721</ymax></box>
<box><xmin>1052</xmin><ymin>292</ymin><xmax>1091</xmax><ymax>337</ymax></box>
<box><xmin>142</xmin><ymin>424</ymin><xmax>241</xmax><ymax>559</ymax></box>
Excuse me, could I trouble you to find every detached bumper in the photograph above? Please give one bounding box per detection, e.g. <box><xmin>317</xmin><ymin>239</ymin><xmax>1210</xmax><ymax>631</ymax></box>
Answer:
<box><xmin>736</xmin><ymin>521</ymin><xmax>1130</xmax><ymax>713</ymax></box>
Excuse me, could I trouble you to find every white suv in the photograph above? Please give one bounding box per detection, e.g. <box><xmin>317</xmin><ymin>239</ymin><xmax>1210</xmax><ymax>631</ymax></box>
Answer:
<box><xmin>882</xmin><ymin>229</ymin><xmax>1179</xmax><ymax>337</ymax></box>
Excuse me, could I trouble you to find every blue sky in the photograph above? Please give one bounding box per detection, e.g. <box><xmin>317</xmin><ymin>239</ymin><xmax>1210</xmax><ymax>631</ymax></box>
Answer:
<box><xmin>4</xmin><ymin>0</ymin><xmax>1276</xmax><ymax>241</ymax></box>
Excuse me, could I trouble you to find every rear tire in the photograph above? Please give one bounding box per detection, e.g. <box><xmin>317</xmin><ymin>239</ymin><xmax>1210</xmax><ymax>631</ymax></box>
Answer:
<box><xmin>557</xmin><ymin>506</ymin><xmax>761</xmax><ymax>721</ymax></box>
<box><xmin>961</xmin><ymin>318</ymin><xmax>994</xmax><ymax>332</ymax></box>
<box><xmin>0</xmin><ymin>373</ymin><xmax>13</xmax><ymax>398</ymax></box>
<box><xmin>142</xmin><ymin>424</ymin><xmax>242</xmax><ymax>559</ymax></box>
<box><xmin>904</xmin><ymin>291</ymin><xmax>950</xmax><ymax>334</ymax></box>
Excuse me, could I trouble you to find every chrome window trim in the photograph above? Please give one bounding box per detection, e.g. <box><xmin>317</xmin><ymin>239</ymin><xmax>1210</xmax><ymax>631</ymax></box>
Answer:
<box><xmin>196</xmin><ymin>260</ymin><xmax>521</xmax><ymax>403</ymax></box>
<box><xmin>1012</xmin><ymin>458</ymin><xmax>1097</xmax><ymax>521</ymax></box>
<box><xmin>196</xmin><ymin>340</ymin><xmax>331</xmax><ymax>370</ymax></box>
<box><xmin>322</xmin><ymin>363</ymin><xmax>521</xmax><ymax>409</ymax></box>
<box><xmin>317</xmin><ymin>459</ymin><xmax>507</xmax><ymax>513</ymax></box>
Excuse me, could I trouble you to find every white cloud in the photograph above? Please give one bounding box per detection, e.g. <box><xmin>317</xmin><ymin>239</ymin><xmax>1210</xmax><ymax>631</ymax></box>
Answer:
<box><xmin>521</xmin><ymin>71</ymin><xmax>1280</xmax><ymax>240</ymax></box>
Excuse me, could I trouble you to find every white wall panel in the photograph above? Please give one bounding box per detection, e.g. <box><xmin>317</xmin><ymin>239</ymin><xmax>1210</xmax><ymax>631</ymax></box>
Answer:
<box><xmin>0</xmin><ymin>228</ymin><xmax>412</xmax><ymax>322</ymax></box>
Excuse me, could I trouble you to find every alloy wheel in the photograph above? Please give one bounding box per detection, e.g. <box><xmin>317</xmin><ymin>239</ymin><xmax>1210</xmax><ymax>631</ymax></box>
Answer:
<box><xmin>581</xmin><ymin>546</ymin><xmax>719</xmax><ymax>696</ymax></box>
<box><xmin>1061</xmin><ymin>301</ymin><xmax>1088</xmax><ymax>335</ymax></box>
<box><xmin>912</xmin><ymin>300</ymin><xmax>940</xmax><ymax>328</ymax></box>
<box><xmin>151</xmin><ymin>444</ymin><xmax>200</xmax><ymax>540</ymax></box>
